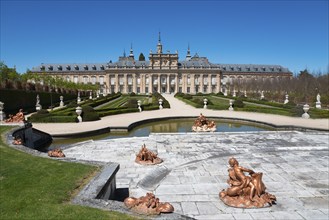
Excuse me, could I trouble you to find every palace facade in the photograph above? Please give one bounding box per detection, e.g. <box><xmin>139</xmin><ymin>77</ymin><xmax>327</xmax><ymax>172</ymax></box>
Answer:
<box><xmin>31</xmin><ymin>36</ymin><xmax>292</xmax><ymax>95</ymax></box>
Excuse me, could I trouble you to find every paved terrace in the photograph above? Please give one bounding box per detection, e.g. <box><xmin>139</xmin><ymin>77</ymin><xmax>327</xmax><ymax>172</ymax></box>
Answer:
<box><xmin>32</xmin><ymin>94</ymin><xmax>329</xmax><ymax>136</ymax></box>
<box><xmin>14</xmin><ymin>95</ymin><xmax>329</xmax><ymax>219</ymax></box>
<box><xmin>64</xmin><ymin>131</ymin><xmax>329</xmax><ymax>220</ymax></box>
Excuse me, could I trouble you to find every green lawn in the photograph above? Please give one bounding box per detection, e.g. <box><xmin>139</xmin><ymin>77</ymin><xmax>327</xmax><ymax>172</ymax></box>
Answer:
<box><xmin>0</xmin><ymin>126</ymin><xmax>136</xmax><ymax>220</ymax></box>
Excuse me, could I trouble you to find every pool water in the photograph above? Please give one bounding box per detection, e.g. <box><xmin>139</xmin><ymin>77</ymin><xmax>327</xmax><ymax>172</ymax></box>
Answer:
<box><xmin>49</xmin><ymin>118</ymin><xmax>274</xmax><ymax>150</ymax></box>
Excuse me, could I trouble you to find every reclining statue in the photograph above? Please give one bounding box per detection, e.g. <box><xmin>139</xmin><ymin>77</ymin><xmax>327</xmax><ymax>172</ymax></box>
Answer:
<box><xmin>220</xmin><ymin>157</ymin><xmax>276</xmax><ymax>208</ymax></box>
<box><xmin>124</xmin><ymin>192</ymin><xmax>174</xmax><ymax>215</ymax></box>
<box><xmin>48</xmin><ymin>148</ymin><xmax>66</xmax><ymax>158</ymax></box>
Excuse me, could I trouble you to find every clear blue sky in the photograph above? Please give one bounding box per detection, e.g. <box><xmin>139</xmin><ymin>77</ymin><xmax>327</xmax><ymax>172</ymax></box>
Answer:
<box><xmin>1</xmin><ymin>0</ymin><xmax>328</xmax><ymax>75</ymax></box>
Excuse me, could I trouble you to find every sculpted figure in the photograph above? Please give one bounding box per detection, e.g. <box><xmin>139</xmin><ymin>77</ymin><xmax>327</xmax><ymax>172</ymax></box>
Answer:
<box><xmin>48</xmin><ymin>148</ymin><xmax>65</xmax><ymax>158</ymax></box>
<box><xmin>220</xmin><ymin>157</ymin><xmax>276</xmax><ymax>208</ymax></box>
<box><xmin>5</xmin><ymin>109</ymin><xmax>24</xmax><ymax>123</ymax></box>
<box><xmin>124</xmin><ymin>192</ymin><xmax>174</xmax><ymax>215</ymax></box>
<box><xmin>135</xmin><ymin>144</ymin><xmax>163</xmax><ymax>165</ymax></box>
<box><xmin>192</xmin><ymin>113</ymin><xmax>216</xmax><ymax>132</ymax></box>
<box><xmin>12</xmin><ymin>136</ymin><xmax>23</xmax><ymax>145</ymax></box>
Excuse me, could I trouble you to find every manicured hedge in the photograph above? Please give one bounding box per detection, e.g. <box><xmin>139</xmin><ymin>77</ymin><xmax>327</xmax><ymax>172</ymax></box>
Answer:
<box><xmin>0</xmin><ymin>89</ymin><xmax>77</xmax><ymax>115</ymax></box>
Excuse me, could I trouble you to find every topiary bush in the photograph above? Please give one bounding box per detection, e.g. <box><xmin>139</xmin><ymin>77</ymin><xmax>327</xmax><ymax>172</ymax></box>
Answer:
<box><xmin>81</xmin><ymin>105</ymin><xmax>100</xmax><ymax>121</ymax></box>
<box><xmin>233</xmin><ymin>99</ymin><xmax>245</xmax><ymax>108</ymax></box>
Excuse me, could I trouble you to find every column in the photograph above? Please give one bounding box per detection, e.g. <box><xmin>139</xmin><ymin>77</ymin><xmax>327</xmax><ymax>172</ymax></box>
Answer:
<box><xmin>132</xmin><ymin>73</ymin><xmax>137</xmax><ymax>93</ymax></box>
<box><xmin>166</xmin><ymin>74</ymin><xmax>170</xmax><ymax>93</ymax></box>
<box><xmin>157</xmin><ymin>74</ymin><xmax>161</xmax><ymax>93</ymax></box>
<box><xmin>200</xmin><ymin>74</ymin><xmax>204</xmax><ymax>93</ymax></box>
<box><xmin>216</xmin><ymin>74</ymin><xmax>221</xmax><ymax>93</ymax></box>
<box><xmin>191</xmin><ymin>74</ymin><xmax>195</xmax><ymax>94</ymax></box>
<box><xmin>115</xmin><ymin>74</ymin><xmax>119</xmax><ymax>93</ymax></box>
<box><xmin>208</xmin><ymin>75</ymin><xmax>212</xmax><ymax>93</ymax></box>
<box><xmin>175</xmin><ymin>74</ymin><xmax>178</xmax><ymax>93</ymax></box>
<box><xmin>140</xmin><ymin>74</ymin><xmax>144</xmax><ymax>94</ymax></box>
<box><xmin>183</xmin><ymin>74</ymin><xmax>187</xmax><ymax>93</ymax></box>
<box><xmin>124</xmin><ymin>74</ymin><xmax>128</xmax><ymax>93</ymax></box>
<box><xmin>149</xmin><ymin>74</ymin><xmax>153</xmax><ymax>93</ymax></box>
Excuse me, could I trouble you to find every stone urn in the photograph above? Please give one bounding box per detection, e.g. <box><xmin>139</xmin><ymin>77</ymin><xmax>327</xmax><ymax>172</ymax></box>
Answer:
<box><xmin>137</xmin><ymin>100</ymin><xmax>142</xmax><ymax>112</ymax></box>
<box><xmin>203</xmin><ymin>98</ymin><xmax>208</xmax><ymax>109</ymax></box>
<box><xmin>302</xmin><ymin>104</ymin><xmax>310</xmax><ymax>119</ymax></box>
<box><xmin>76</xmin><ymin>106</ymin><xmax>83</xmax><ymax>122</ymax></box>
<box><xmin>159</xmin><ymin>99</ymin><xmax>163</xmax><ymax>110</ymax></box>
<box><xmin>229</xmin><ymin>99</ymin><xmax>234</xmax><ymax>111</ymax></box>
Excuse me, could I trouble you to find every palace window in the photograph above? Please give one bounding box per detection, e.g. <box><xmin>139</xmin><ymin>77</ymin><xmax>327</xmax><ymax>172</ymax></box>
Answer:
<box><xmin>211</xmin><ymin>76</ymin><xmax>216</xmax><ymax>85</ymax></box>
<box><xmin>66</xmin><ymin>65</ymin><xmax>71</xmax><ymax>70</ymax></box>
<box><xmin>74</xmin><ymin>76</ymin><xmax>78</xmax><ymax>84</ymax></box>
<box><xmin>110</xmin><ymin>77</ymin><xmax>115</xmax><ymax>85</ymax></box>
<box><xmin>99</xmin><ymin>76</ymin><xmax>104</xmax><ymax>85</ymax></box>
<box><xmin>128</xmin><ymin>76</ymin><xmax>133</xmax><ymax>85</ymax></box>
<box><xmin>66</xmin><ymin>76</ymin><xmax>70</xmax><ymax>82</ymax></box>
<box><xmin>74</xmin><ymin>65</ymin><xmax>79</xmax><ymax>70</ymax></box>
<box><xmin>84</xmin><ymin>65</ymin><xmax>88</xmax><ymax>70</ymax></box>
<box><xmin>91</xmin><ymin>76</ymin><xmax>96</xmax><ymax>84</ymax></box>
<box><xmin>137</xmin><ymin>77</ymin><xmax>141</xmax><ymax>85</ymax></box>
<box><xmin>83</xmin><ymin>76</ymin><xmax>88</xmax><ymax>84</ymax></box>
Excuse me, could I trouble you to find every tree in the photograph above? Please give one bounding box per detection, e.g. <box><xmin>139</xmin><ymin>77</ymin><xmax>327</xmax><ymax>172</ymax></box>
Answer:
<box><xmin>0</xmin><ymin>61</ymin><xmax>20</xmax><ymax>82</ymax></box>
<box><xmin>138</xmin><ymin>53</ymin><xmax>145</xmax><ymax>61</ymax></box>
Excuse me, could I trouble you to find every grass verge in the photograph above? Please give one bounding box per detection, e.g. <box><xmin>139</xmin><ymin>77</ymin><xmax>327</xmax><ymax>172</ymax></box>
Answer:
<box><xmin>0</xmin><ymin>126</ymin><xmax>136</xmax><ymax>220</ymax></box>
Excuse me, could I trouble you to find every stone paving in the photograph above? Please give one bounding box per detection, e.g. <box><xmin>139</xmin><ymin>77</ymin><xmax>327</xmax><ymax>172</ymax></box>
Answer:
<box><xmin>64</xmin><ymin>131</ymin><xmax>329</xmax><ymax>220</ymax></box>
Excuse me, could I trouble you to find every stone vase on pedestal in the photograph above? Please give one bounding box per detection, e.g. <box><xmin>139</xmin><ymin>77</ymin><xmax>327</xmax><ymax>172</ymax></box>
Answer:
<box><xmin>228</xmin><ymin>100</ymin><xmax>234</xmax><ymax>111</ymax></box>
<box><xmin>302</xmin><ymin>104</ymin><xmax>310</xmax><ymax>119</ymax></box>
<box><xmin>203</xmin><ymin>98</ymin><xmax>208</xmax><ymax>109</ymax></box>
<box><xmin>159</xmin><ymin>99</ymin><xmax>163</xmax><ymax>110</ymax></box>
<box><xmin>76</xmin><ymin>106</ymin><xmax>83</xmax><ymax>122</ymax></box>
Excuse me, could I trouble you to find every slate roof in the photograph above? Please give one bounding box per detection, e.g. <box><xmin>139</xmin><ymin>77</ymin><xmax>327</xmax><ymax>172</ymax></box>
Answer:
<box><xmin>31</xmin><ymin>57</ymin><xmax>290</xmax><ymax>73</ymax></box>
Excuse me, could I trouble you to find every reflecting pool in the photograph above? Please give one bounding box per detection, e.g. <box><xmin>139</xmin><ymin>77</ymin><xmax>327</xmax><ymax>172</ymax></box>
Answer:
<box><xmin>49</xmin><ymin>118</ymin><xmax>274</xmax><ymax>150</ymax></box>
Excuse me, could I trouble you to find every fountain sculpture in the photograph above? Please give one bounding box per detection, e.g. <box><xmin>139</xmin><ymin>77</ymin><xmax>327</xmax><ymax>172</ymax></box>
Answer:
<box><xmin>124</xmin><ymin>192</ymin><xmax>174</xmax><ymax>215</ymax></box>
<box><xmin>220</xmin><ymin>157</ymin><xmax>276</xmax><ymax>208</ymax></box>
<box><xmin>48</xmin><ymin>148</ymin><xmax>66</xmax><ymax>158</ymax></box>
<box><xmin>192</xmin><ymin>113</ymin><xmax>216</xmax><ymax>132</ymax></box>
<box><xmin>135</xmin><ymin>144</ymin><xmax>163</xmax><ymax>165</ymax></box>
<box><xmin>4</xmin><ymin>109</ymin><xmax>25</xmax><ymax>123</ymax></box>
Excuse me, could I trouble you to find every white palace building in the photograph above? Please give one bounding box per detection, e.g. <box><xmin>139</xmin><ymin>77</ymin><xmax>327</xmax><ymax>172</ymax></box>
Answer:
<box><xmin>31</xmin><ymin>35</ymin><xmax>292</xmax><ymax>95</ymax></box>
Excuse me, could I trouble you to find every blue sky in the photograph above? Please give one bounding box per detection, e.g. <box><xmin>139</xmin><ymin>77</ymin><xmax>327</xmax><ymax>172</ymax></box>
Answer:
<box><xmin>1</xmin><ymin>0</ymin><xmax>328</xmax><ymax>75</ymax></box>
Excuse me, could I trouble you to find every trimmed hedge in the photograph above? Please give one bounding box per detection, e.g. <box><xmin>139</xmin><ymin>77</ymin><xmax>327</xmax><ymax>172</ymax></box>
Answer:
<box><xmin>0</xmin><ymin>89</ymin><xmax>77</xmax><ymax>115</ymax></box>
<box><xmin>81</xmin><ymin>105</ymin><xmax>100</xmax><ymax>121</ymax></box>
